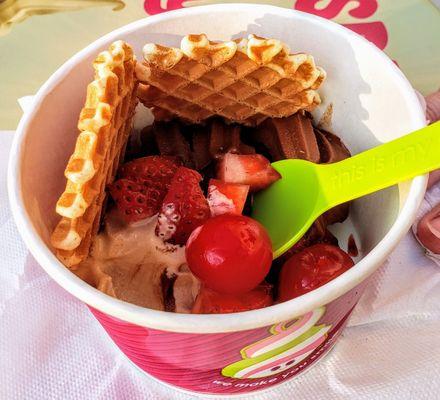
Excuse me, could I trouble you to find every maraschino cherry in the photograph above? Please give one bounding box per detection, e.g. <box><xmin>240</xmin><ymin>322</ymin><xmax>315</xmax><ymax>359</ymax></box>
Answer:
<box><xmin>186</xmin><ymin>214</ymin><xmax>273</xmax><ymax>295</ymax></box>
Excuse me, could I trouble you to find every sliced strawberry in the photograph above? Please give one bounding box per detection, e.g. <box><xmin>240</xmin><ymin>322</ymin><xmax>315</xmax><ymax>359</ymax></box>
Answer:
<box><xmin>109</xmin><ymin>156</ymin><xmax>181</xmax><ymax>223</ymax></box>
<box><xmin>108</xmin><ymin>179</ymin><xmax>155</xmax><ymax>223</ymax></box>
<box><xmin>156</xmin><ymin>167</ymin><xmax>210</xmax><ymax>245</ymax></box>
<box><xmin>207</xmin><ymin>179</ymin><xmax>249</xmax><ymax>217</ymax></box>
<box><xmin>217</xmin><ymin>154</ymin><xmax>281</xmax><ymax>192</ymax></box>
<box><xmin>119</xmin><ymin>155</ymin><xmax>182</xmax><ymax>189</ymax></box>
<box><xmin>191</xmin><ymin>283</ymin><xmax>273</xmax><ymax>314</ymax></box>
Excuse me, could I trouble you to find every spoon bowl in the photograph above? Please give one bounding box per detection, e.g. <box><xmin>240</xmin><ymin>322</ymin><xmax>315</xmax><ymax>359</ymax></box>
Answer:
<box><xmin>252</xmin><ymin>159</ymin><xmax>324</xmax><ymax>258</ymax></box>
<box><xmin>253</xmin><ymin>121</ymin><xmax>440</xmax><ymax>258</ymax></box>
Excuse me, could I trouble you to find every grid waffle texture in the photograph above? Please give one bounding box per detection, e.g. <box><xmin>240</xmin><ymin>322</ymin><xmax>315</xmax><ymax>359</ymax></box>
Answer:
<box><xmin>50</xmin><ymin>41</ymin><xmax>138</xmax><ymax>267</ymax></box>
<box><xmin>136</xmin><ymin>34</ymin><xmax>326</xmax><ymax>126</ymax></box>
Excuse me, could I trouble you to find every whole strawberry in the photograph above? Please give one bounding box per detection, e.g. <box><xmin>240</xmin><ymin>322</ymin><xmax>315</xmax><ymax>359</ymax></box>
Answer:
<box><xmin>156</xmin><ymin>167</ymin><xmax>210</xmax><ymax>245</ymax></box>
<box><xmin>109</xmin><ymin>156</ymin><xmax>181</xmax><ymax>223</ymax></box>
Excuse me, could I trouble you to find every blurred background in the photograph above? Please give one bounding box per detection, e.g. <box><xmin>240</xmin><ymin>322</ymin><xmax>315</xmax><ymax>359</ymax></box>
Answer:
<box><xmin>0</xmin><ymin>0</ymin><xmax>439</xmax><ymax>130</ymax></box>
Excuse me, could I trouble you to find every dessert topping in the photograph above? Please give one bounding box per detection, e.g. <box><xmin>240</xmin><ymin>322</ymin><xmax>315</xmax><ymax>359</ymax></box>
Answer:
<box><xmin>278</xmin><ymin>244</ymin><xmax>354</xmax><ymax>302</ymax></box>
<box><xmin>109</xmin><ymin>156</ymin><xmax>182</xmax><ymax>223</ymax></box>
<box><xmin>186</xmin><ymin>214</ymin><xmax>272</xmax><ymax>294</ymax></box>
<box><xmin>156</xmin><ymin>167</ymin><xmax>210</xmax><ymax>245</ymax></box>
<box><xmin>207</xmin><ymin>179</ymin><xmax>249</xmax><ymax>216</ymax></box>
<box><xmin>217</xmin><ymin>153</ymin><xmax>281</xmax><ymax>192</ymax></box>
<box><xmin>192</xmin><ymin>283</ymin><xmax>273</xmax><ymax>314</ymax></box>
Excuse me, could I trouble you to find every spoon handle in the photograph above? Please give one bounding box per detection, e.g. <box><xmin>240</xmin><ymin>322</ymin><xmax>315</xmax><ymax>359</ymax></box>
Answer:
<box><xmin>318</xmin><ymin>121</ymin><xmax>440</xmax><ymax>209</ymax></box>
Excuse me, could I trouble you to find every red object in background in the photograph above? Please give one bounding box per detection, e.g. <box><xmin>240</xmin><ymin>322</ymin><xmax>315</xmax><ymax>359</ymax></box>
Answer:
<box><xmin>294</xmin><ymin>0</ymin><xmax>388</xmax><ymax>50</ymax></box>
<box><xmin>295</xmin><ymin>0</ymin><xmax>378</xmax><ymax>19</ymax></box>
<box><xmin>278</xmin><ymin>244</ymin><xmax>354</xmax><ymax>302</ymax></box>
<box><xmin>186</xmin><ymin>214</ymin><xmax>273</xmax><ymax>295</ymax></box>
<box><xmin>144</xmin><ymin>0</ymin><xmax>185</xmax><ymax>14</ymax></box>
<box><xmin>192</xmin><ymin>283</ymin><xmax>273</xmax><ymax>314</ymax></box>
<box><xmin>343</xmin><ymin>22</ymin><xmax>388</xmax><ymax>50</ymax></box>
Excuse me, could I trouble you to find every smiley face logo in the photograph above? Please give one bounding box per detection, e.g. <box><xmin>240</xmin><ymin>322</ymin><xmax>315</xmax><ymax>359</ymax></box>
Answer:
<box><xmin>222</xmin><ymin>307</ymin><xmax>330</xmax><ymax>379</ymax></box>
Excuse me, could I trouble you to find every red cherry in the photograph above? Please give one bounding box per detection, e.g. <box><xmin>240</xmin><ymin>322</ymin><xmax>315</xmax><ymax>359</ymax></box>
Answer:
<box><xmin>278</xmin><ymin>244</ymin><xmax>354</xmax><ymax>302</ymax></box>
<box><xmin>186</xmin><ymin>215</ymin><xmax>273</xmax><ymax>295</ymax></box>
<box><xmin>192</xmin><ymin>283</ymin><xmax>273</xmax><ymax>314</ymax></box>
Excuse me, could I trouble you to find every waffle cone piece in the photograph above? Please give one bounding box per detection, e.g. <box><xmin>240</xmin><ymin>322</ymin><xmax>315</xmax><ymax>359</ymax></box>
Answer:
<box><xmin>136</xmin><ymin>34</ymin><xmax>326</xmax><ymax>126</ymax></box>
<box><xmin>51</xmin><ymin>41</ymin><xmax>138</xmax><ymax>267</ymax></box>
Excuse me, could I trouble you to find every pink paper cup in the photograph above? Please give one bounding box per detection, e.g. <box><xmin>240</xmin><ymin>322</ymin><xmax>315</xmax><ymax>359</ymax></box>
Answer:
<box><xmin>8</xmin><ymin>4</ymin><xmax>427</xmax><ymax>396</ymax></box>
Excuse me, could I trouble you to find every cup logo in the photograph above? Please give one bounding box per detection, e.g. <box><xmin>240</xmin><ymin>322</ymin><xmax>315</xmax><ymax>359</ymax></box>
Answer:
<box><xmin>222</xmin><ymin>307</ymin><xmax>330</xmax><ymax>379</ymax></box>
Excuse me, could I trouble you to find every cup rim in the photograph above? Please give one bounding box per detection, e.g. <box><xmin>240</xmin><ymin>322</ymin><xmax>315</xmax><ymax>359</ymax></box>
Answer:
<box><xmin>7</xmin><ymin>3</ymin><xmax>427</xmax><ymax>333</ymax></box>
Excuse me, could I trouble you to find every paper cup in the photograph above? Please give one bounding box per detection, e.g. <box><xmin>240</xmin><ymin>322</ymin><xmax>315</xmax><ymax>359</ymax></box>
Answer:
<box><xmin>8</xmin><ymin>4</ymin><xmax>427</xmax><ymax>396</ymax></box>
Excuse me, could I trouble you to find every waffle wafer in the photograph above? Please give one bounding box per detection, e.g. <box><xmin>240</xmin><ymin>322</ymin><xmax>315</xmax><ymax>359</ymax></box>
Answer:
<box><xmin>51</xmin><ymin>41</ymin><xmax>138</xmax><ymax>267</ymax></box>
<box><xmin>136</xmin><ymin>34</ymin><xmax>326</xmax><ymax>126</ymax></box>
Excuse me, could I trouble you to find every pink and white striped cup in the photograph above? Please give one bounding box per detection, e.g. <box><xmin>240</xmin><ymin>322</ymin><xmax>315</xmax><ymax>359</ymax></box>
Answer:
<box><xmin>8</xmin><ymin>4</ymin><xmax>427</xmax><ymax>396</ymax></box>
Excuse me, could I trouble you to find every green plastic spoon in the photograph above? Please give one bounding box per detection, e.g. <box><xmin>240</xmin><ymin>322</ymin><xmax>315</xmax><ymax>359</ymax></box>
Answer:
<box><xmin>252</xmin><ymin>121</ymin><xmax>440</xmax><ymax>259</ymax></box>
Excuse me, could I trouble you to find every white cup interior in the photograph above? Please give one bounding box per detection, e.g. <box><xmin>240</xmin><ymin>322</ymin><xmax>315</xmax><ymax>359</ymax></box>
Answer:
<box><xmin>9</xmin><ymin>5</ymin><xmax>427</xmax><ymax>333</ymax></box>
